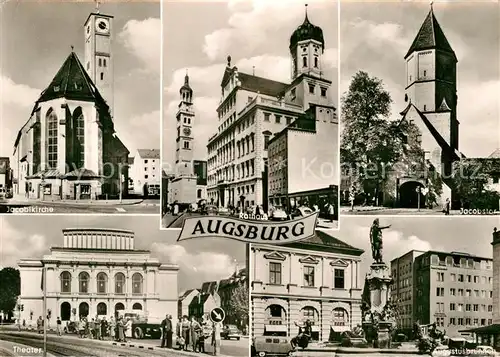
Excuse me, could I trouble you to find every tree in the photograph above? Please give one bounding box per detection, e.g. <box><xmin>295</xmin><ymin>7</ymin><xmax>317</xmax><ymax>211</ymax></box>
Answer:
<box><xmin>452</xmin><ymin>159</ymin><xmax>500</xmax><ymax>209</ymax></box>
<box><xmin>341</xmin><ymin>71</ymin><xmax>402</xmax><ymax>205</ymax></box>
<box><xmin>227</xmin><ymin>283</ymin><xmax>248</xmax><ymax>326</ymax></box>
<box><xmin>0</xmin><ymin>268</ymin><xmax>21</xmax><ymax>320</ymax></box>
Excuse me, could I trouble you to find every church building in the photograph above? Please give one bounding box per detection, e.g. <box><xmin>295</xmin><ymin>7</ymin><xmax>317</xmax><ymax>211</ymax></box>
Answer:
<box><xmin>384</xmin><ymin>5</ymin><xmax>464</xmax><ymax>208</ymax></box>
<box><xmin>12</xmin><ymin>9</ymin><xmax>129</xmax><ymax>200</ymax></box>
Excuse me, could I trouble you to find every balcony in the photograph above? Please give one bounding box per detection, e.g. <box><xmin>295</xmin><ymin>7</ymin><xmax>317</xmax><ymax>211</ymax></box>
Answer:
<box><xmin>238</xmin><ymin>96</ymin><xmax>303</xmax><ymax>119</ymax></box>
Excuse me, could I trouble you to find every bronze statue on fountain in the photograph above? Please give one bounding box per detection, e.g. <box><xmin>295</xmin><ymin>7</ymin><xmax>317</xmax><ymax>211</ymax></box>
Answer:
<box><xmin>361</xmin><ymin>219</ymin><xmax>395</xmax><ymax>349</ymax></box>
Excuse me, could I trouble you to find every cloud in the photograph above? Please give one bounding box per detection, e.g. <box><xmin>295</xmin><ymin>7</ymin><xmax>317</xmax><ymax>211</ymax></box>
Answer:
<box><xmin>119</xmin><ymin>18</ymin><xmax>161</xmax><ymax>73</ymax></box>
<box><xmin>202</xmin><ymin>0</ymin><xmax>335</xmax><ymax>62</ymax></box>
<box><xmin>116</xmin><ymin>110</ymin><xmax>160</xmax><ymax>154</ymax></box>
<box><xmin>0</xmin><ymin>219</ymin><xmax>48</xmax><ymax>268</ymax></box>
<box><xmin>151</xmin><ymin>243</ymin><xmax>237</xmax><ymax>289</ymax></box>
<box><xmin>0</xmin><ymin>74</ymin><xmax>40</xmax><ymax>107</ymax></box>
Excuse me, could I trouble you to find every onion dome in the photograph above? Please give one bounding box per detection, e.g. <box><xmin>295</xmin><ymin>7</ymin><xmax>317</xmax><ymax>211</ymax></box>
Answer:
<box><xmin>180</xmin><ymin>70</ymin><xmax>192</xmax><ymax>94</ymax></box>
<box><xmin>289</xmin><ymin>5</ymin><xmax>325</xmax><ymax>50</ymax></box>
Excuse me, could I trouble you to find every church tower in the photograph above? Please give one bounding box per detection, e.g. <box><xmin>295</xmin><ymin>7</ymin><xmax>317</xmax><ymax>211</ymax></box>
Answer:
<box><xmin>84</xmin><ymin>4</ymin><xmax>114</xmax><ymax>116</ymax></box>
<box><xmin>404</xmin><ymin>5</ymin><xmax>459</xmax><ymax>151</ymax></box>
<box><xmin>175</xmin><ymin>72</ymin><xmax>195</xmax><ymax>176</ymax></box>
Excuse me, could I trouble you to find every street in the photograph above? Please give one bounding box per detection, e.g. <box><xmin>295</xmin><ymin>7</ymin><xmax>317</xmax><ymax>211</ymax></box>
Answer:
<box><xmin>162</xmin><ymin>212</ymin><xmax>338</xmax><ymax>229</ymax></box>
<box><xmin>0</xmin><ymin>330</ymin><xmax>248</xmax><ymax>357</ymax></box>
<box><xmin>0</xmin><ymin>200</ymin><xmax>160</xmax><ymax>214</ymax></box>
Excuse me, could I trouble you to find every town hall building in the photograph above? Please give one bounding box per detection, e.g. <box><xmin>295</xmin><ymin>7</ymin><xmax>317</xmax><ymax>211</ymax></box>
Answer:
<box><xmin>12</xmin><ymin>8</ymin><xmax>129</xmax><ymax>200</ymax></box>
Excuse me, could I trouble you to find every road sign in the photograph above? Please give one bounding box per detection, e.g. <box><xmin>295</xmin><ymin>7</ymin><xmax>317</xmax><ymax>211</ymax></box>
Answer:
<box><xmin>210</xmin><ymin>307</ymin><xmax>225</xmax><ymax>323</ymax></box>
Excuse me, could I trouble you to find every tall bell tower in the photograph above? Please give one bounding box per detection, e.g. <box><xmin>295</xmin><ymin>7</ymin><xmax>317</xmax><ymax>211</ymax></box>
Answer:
<box><xmin>404</xmin><ymin>4</ymin><xmax>458</xmax><ymax>151</ymax></box>
<box><xmin>175</xmin><ymin>71</ymin><xmax>195</xmax><ymax>176</ymax></box>
<box><xmin>84</xmin><ymin>2</ymin><xmax>114</xmax><ymax>116</ymax></box>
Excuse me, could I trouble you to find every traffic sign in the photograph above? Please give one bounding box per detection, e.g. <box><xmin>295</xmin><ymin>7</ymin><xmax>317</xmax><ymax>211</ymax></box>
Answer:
<box><xmin>210</xmin><ymin>307</ymin><xmax>225</xmax><ymax>323</ymax></box>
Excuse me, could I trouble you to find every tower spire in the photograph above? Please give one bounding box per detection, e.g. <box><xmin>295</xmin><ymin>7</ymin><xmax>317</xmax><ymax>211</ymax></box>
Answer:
<box><xmin>94</xmin><ymin>0</ymin><xmax>100</xmax><ymax>13</ymax></box>
<box><xmin>185</xmin><ymin>69</ymin><xmax>189</xmax><ymax>85</ymax></box>
<box><xmin>430</xmin><ymin>0</ymin><xmax>434</xmax><ymax>11</ymax></box>
<box><xmin>304</xmin><ymin>4</ymin><xmax>309</xmax><ymax>22</ymax></box>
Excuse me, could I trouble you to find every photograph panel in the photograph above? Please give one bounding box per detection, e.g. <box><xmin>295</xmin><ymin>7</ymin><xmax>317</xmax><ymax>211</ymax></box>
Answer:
<box><xmin>0</xmin><ymin>215</ymin><xmax>249</xmax><ymax>356</ymax></box>
<box><xmin>339</xmin><ymin>1</ymin><xmax>500</xmax><ymax>216</ymax></box>
<box><xmin>0</xmin><ymin>0</ymin><xmax>161</xmax><ymax>214</ymax></box>
<box><xmin>250</xmin><ymin>216</ymin><xmax>499</xmax><ymax>355</ymax></box>
<box><xmin>161</xmin><ymin>0</ymin><xmax>339</xmax><ymax>229</ymax></box>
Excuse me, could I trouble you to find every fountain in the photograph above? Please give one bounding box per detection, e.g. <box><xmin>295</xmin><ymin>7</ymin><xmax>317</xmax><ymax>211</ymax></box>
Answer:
<box><xmin>361</xmin><ymin>219</ymin><xmax>396</xmax><ymax>348</ymax></box>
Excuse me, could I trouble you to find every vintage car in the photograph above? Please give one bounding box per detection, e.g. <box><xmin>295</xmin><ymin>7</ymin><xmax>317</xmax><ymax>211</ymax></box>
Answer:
<box><xmin>252</xmin><ymin>335</ymin><xmax>294</xmax><ymax>356</ymax></box>
<box><xmin>290</xmin><ymin>207</ymin><xmax>313</xmax><ymax>219</ymax></box>
<box><xmin>270</xmin><ymin>207</ymin><xmax>288</xmax><ymax>221</ymax></box>
<box><xmin>221</xmin><ymin>325</ymin><xmax>241</xmax><ymax>340</ymax></box>
<box><xmin>202</xmin><ymin>204</ymin><xmax>218</xmax><ymax>216</ymax></box>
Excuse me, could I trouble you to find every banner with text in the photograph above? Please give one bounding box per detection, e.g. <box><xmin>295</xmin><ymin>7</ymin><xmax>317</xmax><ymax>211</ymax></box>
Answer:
<box><xmin>177</xmin><ymin>212</ymin><xmax>319</xmax><ymax>244</ymax></box>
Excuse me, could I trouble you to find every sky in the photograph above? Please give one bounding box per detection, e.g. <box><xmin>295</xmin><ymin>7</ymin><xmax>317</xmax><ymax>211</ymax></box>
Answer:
<box><xmin>0</xmin><ymin>0</ymin><xmax>161</xmax><ymax>160</ymax></box>
<box><xmin>162</xmin><ymin>0</ymin><xmax>339</xmax><ymax>171</ymax></box>
<box><xmin>0</xmin><ymin>215</ymin><xmax>247</xmax><ymax>295</ymax></box>
<box><xmin>340</xmin><ymin>0</ymin><xmax>500</xmax><ymax>158</ymax></box>
<box><xmin>336</xmin><ymin>216</ymin><xmax>498</xmax><ymax>279</ymax></box>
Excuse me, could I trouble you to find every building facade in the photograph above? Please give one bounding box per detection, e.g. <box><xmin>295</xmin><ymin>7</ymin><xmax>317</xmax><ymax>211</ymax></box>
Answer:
<box><xmin>492</xmin><ymin>228</ymin><xmax>500</xmax><ymax>324</ymax></box>
<box><xmin>390</xmin><ymin>250</ymin><xmax>425</xmax><ymax>334</ymax></box>
<box><xmin>17</xmin><ymin>228</ymin><xmax>179</xmax><ymax>327</ymax></box>
<box><xmin>178</xmin><ymin>289</ymin><xmax>199</xmax><ymax>320</ymax></box>
<box><xmin>207</xmin><ymin>10</ymin><xmax>336</xmax><ymax>210</ymax></box>
<box><xmin>128</xmin><ymin>149</ymin><xmax>161</xmax><ymax>196</ymax></box>
<box><xmin>250</xmin><ymin>231</ymin><xmax>364</xmax><ymax>342</ymax></box>
<box><xmin>413</xmin><ymin>251</ymin><xmax>493</xmax><ymax>337</ymax></box>
<box><xmin>12</xmin><ymin>10</ymin><xmax>129</xmax><ymax>201</ymax></box>
<box><xmin>0</xmin><ymin>157</ymin><xmax>12</xmax><ymax>192</ymax></box>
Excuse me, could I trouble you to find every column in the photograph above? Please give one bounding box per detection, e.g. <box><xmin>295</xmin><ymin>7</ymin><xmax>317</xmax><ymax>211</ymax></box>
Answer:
<box><xmin>321</xmin><ymin>257</ymin><xmax>327</xmax><ymax>288</ymax></box>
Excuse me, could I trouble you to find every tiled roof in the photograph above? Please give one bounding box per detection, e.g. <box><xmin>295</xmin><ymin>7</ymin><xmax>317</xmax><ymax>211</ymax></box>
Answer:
<box><xmin>179</xmin><ymin>289</ymin><xmax>197</xmax><ymax>300</ymax></box>
<box><xmin>200</xmin><ymin>281</ymin><xmax>218</xmax><ymax>294</ymax></box>
<box><xmin>284</xmin><ymin>230</ymin><xmax>364</xmax><ymax>256</ymax></box>
<box><xmin>63</xmin><ymin>168</ymin><xmax>101</xmax><ymax>179</ymax></box>
<box><xmin>137</xmin><ymin>149</ymin><xmax>160</xmax><ymax>159</ymax></box>
<box><xmin>405</xmin><ymin>8</ymin><xmax>456</xmax><ymax>60</ymax></box>
<box><xmin>37</xmin><ymin>52</ymin><xmax>109</xmax><ymax>109</ymax></box>
<box><xmin>238</xmin><ymin>72</ymin><xmax>289</xmax><ymax>97</ymax></box>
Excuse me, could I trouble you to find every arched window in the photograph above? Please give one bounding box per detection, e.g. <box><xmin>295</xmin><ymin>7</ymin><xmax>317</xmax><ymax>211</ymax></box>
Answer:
<box><xmin>132</xmin><ymin>273</ymin><xmax>143</xmax><ymax>295</ymax></box>
<box><xmin>97</xmin><ymin>272</ymin><xmax>108</xmax><ymax>294</ymax></box>
<box><xmin>115</xmin><ymin>302</ymin><xmax>125</xmax><ymax>312</ymax></box>
<box><xmin>314</xmin><ymin>57</ymin><xmax>318</xmax><ymax>68</ymax></box>
<box><xmin>115</xmin><ymin>273</ymin><xmax>125</xmax><ymax>294</ymax></box>
<box><xmin>98</xmin><ymin>58</ymin><xmax>102</xmax><ymax>67</ymax></box>
<box><xmin>301</xmin><ymin>306</ymin><xmax>319</xmax><ymax>325</ymax></box>
<box><xmin>103</xmin><ymin>59</ymin><xmax>107</xmax><ymax>67</ymax></box>
<box><xmin>46</xmin><ymin>108</ymin><xmax>58</xmax><ymax>169</ymax></box>
<box><xmin>79</xmin><ymin>272</ymin><xmax>90</xmax><ymax>293</ymax></box>
<box><xmin>79</xmin><ymin>302</ymin><xmax>89</xmax><ymax>318</ymax></box>
<box><xmin>132</xmin><ymin>303</ymin><xmax>142</xmax><ymax>310</ymax></box>
<box><xmin>97</xmin><ymin>302</ymin><xmax>107</xmax><ymax>316</ymax></box>
<box><xmin>197</xmin><ymin>189</ymin><xmax>202</xmax><ymax>199</ymax></box>
<box><xmin>100</xmin><ymin>72</ymin><xmax>104</xmax><ymax>81</ymax></box>
<box><xmin>302</xmin><ymin>56</ymin><xmax>307</xmax><ymax>68</ymax></box>
<box><xmin>332</xmin><ymin>308</ymin><xmax>349</xmax><ymax>327</ymax></box>
<box><xmin>60</xmin><ymin>302</ymin><xmax>71</xmax><ymax>321</ymax></box>
<box><xmin>60</xmin><ymin>271</ymin><xmax>71</xmax><ymax>293</ymax></box>
<box><xmin>73</xmin><ymin>107</ymin><xmax>85</xmax><ymax>168</ymax></box>
<box><xmin>265</xmin><ymin>304</ymin><xmax>286</xmax><ymax>325</ymax></box>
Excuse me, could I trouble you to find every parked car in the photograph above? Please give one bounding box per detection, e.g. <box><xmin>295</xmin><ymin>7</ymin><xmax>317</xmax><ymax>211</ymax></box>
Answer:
<box><xmin>270</xmin><ymin>207</ymin><xmax>288</xmax><ymax>221</ymax></box>
<box><xmin>203</xmin><ymin>204</ymin><xmax>218</xmax><ymax>216</ymax></box>
<box><xmin>475</xmin><ymin>346</ymin><xmax>497</xmax><ymax>356</ymax></box>
<box><xmin>218</xmin><ymin>207</ymin><xmax>230</xmax><ymax>216</ymax></box>
<box><xmin>252</xmin><ymin>336</ymin><xmax>294</xmax><ymax>357</ymax></box>
<box><xmin>63</xmin><ymin>321</ymin><xmax>78</xmax><ymax>334</ymax></box>
<box><xmin>5</xmin><ymin>188</ymin><xmax>13</xmax><ymax>199</ymax></box>
<box><xmin>221</xmin><ymin>325</ymin><xmax>241</xmax><ymax>340</ymax></box>
<box><xmin>290</xmin><ymin>206</ymin><xmax>313</xmax><ymax>219</ymax></box>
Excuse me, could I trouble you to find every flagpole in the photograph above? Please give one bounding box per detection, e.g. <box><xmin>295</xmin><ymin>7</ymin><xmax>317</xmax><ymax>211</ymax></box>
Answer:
<box><xmin>43</xmin><ymin>266</ymin><xmax>47</xmax><ymax>357</ymax></box>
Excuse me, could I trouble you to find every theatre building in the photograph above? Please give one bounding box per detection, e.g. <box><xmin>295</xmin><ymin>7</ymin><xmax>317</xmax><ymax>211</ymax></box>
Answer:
<box><xmin>250</xmin><ymin>231</ymin><xmax>364</xmax><ymax>342</ymax></box>
<box><xmin>17</xmin><ymin>228</ymin><xmax>178</xmax><ymax>325</ymax></box>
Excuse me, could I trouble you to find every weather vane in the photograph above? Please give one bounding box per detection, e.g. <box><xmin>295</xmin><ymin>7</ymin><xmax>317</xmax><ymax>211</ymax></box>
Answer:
<box><xmin>95</xmin><ymin>0</ymin><xmax>100</xmax><ymax>13</ymax></box>
<box><xmin>430</xmin><ymin>0</ymin><xmax>434</xmax><ymax>9</ymax></box>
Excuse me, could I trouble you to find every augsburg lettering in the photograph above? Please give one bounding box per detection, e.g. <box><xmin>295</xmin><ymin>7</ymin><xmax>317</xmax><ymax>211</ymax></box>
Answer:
<box><xmin>191</xmin><ymin>219</ymin><xmax>306</xmax><ymax>241</ymax></box>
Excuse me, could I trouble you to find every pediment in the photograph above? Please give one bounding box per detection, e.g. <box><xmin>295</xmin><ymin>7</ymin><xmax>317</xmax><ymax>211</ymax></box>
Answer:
<box><xmin>263</xmin><ymin>251</ymin><xmax>286</xmax><ymax>261</ymax></box>
<box><xmin>299</xmin><ymin>255</ymin><xmax>319</xmax><ymax>265</ymax></box>
<box><xmin>330</xmin><ymin>259</ymin><xmax>349</xmax><ymax>267</ymax></box>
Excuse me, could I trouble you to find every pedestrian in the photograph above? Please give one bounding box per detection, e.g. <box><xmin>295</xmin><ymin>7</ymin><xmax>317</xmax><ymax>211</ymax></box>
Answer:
<box><xmin>37</xmin><ymin>316</ymin><xmax>43</xmax><ymax>334</ymax></box>
<box><xmin>173</xmin><ymin>203</ymin><xmax>179</xmax><ymax>216</ymax></box>
<box><xmin>78</xmin><ymin>318</ymin><xmax>85</xmax><ymax>338</ymax></box>
<box><xmin>211</xmin><ymin>321</ymin><xmax>222</xmax><ymax>356</ymax></box>
<box><xmin>161</xmin><ymin>314</ymin><xmax>168</xmax><ymax>348</ymax></box>
<box><xmin>109</xmin><ymin>316</ymin><xmax>116</xmax><ymax>341</ymax></box>
<box><xmin>190</xmin><ymin>316</ymin><xmax>202</xmax><ymax>352</ymax></box>
<box><xmin>117</xmin><ymin>317</ymin><xmax>125</xmax><ymax>342</ymax></box>
<box><xmin>95</xmin><ymin>316</ymin><xmax>101</xmax><ymax>340</ymax></box>
<box><xmin>444</xmin><ymin>198</ymin><xmax>450</xmax><ymax>215</ymax></box>
<box><xmin>56</xmin><ymin>317</ymin><xmax>62</xmax><ymax>336</ymax></box>
<box><xmin>328</xmin><ymin>202</ymin><xmax>335</xmax><ymax>223</ymax></box>
<box><xmin>125</xmin><ymin>317</ymin><xmax>132</xmax><ymax>341</ymax></box>
<box><xmin>101</xmin><ymin>317</ymin><xmax>107</xmax><ymax>340</ymax></box>
<box><xmin>89</xmin><ymin>318</ymin><xmax>95</xmax><ymax>339</ymax></box>
<box><xmin>181</xmin><ymin>315</ymin><xmax>191</xmax><ymax>351</ymax></box>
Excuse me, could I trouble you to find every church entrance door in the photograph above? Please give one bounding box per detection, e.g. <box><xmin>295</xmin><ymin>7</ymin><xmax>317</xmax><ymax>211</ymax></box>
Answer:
<box><xmin>399</xmin><ymin>181</ymin><xmax>425</xmax><ymax>208</ymax></box>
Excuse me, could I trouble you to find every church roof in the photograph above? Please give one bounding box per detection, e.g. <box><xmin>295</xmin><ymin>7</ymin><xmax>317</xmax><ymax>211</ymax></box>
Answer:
<box><xmin>405</xmin><ymin>8</ymin><xmax>456</xmax><ymax>60</ymax></box>
<box><xmin>63</xmin><ymin>168</ymin><xmax>101</xmax><ymax>179</ymax></box>
<box><xmin>290</xmin><ymin>10</ymin><xmax>325</xmax><ymax>50</ymax></box>
<box><xmin>488</xmin><ymin>148</ymin><xmax>500</xmax><ymax>158</ymax></box>
<box><xmin>37</xmin><ymin>51</ymin><xmax>109</xmax><ymax>109</ymax></box>
<box><xmin>238</xmin><ymin>72</ymin><xmax>289</xmax><ymax>97</ymax></box>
